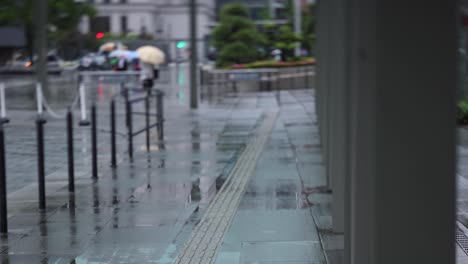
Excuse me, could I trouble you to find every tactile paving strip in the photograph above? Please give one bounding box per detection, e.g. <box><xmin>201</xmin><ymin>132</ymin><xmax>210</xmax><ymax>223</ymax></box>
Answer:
<box><xmin>174</xmin><ymin>112</ymin><xmax>278</xmax><ymax>264</ymax></box>
<box><xmin>456</xmin><ymin>225</ymin><xmax>468</xmax><ymax>256</ymax></box>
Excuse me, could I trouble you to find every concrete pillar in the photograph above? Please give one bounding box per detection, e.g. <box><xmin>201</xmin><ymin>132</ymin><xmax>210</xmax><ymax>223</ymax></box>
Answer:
<box><xmin>315</xmin><ymin>0</ymin><xmax>331</xmax><ymax>189</ymax></box>
<box><xmin>327</xmin><ymin>0</ymin><xmax>348</xmax><ymax>234</ymax></box>
<box><xmin>348</xmin><ymin>0</ymin><xmax>457</xmax><ymax>263</ymax></box>
<box><xmin>110</xmin><ymin>14</ymin><xmax>120</xmax><ymax>34</ymax></box>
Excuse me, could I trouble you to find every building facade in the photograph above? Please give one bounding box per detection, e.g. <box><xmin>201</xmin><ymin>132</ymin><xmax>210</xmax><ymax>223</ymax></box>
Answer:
<box><xmin>216</xmin><ymin>0</ymin><xmax>288</xmax><ymax>22</ymax></box>
<box><xmin>0</xmin><ymin>26</ymin><xmax>25</xmax><ymax>64</ymax></box>
<box><xmin>80</xmin><ymin>0</ymin><xmax>216</xmax><ymax>62</ymax></box>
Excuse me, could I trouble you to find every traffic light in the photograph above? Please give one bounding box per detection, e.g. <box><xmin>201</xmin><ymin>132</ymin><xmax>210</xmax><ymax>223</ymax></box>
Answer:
<box><xmin>177</xmin><ymin>41</ymin><xmax>187</xmax><ymax>49</ymax></box>
<box><xmin>95</xmin><ymin>32</ymin><xmax>105</xmax><ymax>39</ymax></box>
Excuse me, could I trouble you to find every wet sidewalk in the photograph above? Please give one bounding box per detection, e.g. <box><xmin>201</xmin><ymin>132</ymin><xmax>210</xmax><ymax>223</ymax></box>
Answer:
<box><xmin>455</xmin><ymin>129</ymin><xmax>468</xmax><ymax>263</ymax></box>
<box><xmin>212</xmin><ymin>90</ymin><xmax>341</xmax><ymax>264</ymax></box>
<box><xmin>0</xmin><ymin>89</ymin><xmax>340</xmax><ymax>263</ymax></box>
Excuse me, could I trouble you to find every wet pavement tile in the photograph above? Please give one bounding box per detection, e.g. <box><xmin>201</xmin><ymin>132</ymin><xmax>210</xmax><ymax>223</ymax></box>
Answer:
<box><xmin>0</xmin><ymin>234</ymin><xmax>25</xmax><ymax>254</ymax></box>
<box><xmin>0</xmin><ymin>254</ymin><xmax>55</xmax><ymax>263</ymax></box>
<box><xmin>0</xmin><ymin>88</ymin><xmax>335</xmax><ymax>263</ymax></box>
<box><xmin>222</xmin><ymin>210</ymin><xmax>319</xmax><ymax>247</ymax></box>
<box><xmin>6</xmin><ymin>233</ymin><xmax>90</xmax><ymax>256</ymax></box>
<box><xmin>238</xmin><ymin>197</ymin><xmax>303</xmax><ymax>211</ymax></box>
<box><xmin>243</xmin><ymin>179</ymin><xmax>301</xmax><ymax>199</ymax></box>
<box><xmin>214</xmin><ymin>93</ymin><xmax>337</xmax><ymax>263</ymax></box>
<box><xmin>298</xmin><ymin>163</ymin><xmax>327</xmax><ymax>188</ymax></box>
<box><xmin>240</xmin><ymin>241</ymin><xmax>325</xmax><ymax>264</ymax></box>
<box><xmin>75</xmin><ymin>243</ymin><xmax>167</xmax><ymax>264</ymax></box>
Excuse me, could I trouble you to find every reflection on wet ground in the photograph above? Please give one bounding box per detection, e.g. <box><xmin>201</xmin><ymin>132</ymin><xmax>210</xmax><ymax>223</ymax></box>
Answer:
<box><xmin>0</xmin><ymin>76</ymin><xmax>262</xmax><ymax>262</ymax></box>
<box><xmin>0</xmin><ymin>69</ymin><xmax>335</xmax><ymax>263</ymax></box>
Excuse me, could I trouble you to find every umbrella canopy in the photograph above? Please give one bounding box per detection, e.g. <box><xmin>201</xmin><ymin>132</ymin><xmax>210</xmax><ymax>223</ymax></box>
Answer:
<box><xmin>136</xmin><ymin>46</ymin><xmax>165</xmax><ymax>65</ymax></box>
<box><xmin>126</xmin><ymin>51</ymin><xmax>139</xmax><ymax>60</ymax></box>
<box><xmin>109</xmin><ymin>50</ymin><xmax>140</xmax><ymax>62</ymax></box>
<box><xmin>99</xmin><ymin>42</ymin><xmax>128</xmax><ymax>53</ymax></box>
<box><xmin>108</xmin><ymin>49</ymin><xmax>128</xmax><ymax>58</ymax></box>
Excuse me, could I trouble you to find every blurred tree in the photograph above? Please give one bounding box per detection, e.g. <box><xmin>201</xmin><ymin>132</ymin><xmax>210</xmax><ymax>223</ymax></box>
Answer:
<box><xmin>275</xmin><ymin>25</ymin><xmax>302</xmax><ymax>61</ymax></box>
<box><xmin>0</xmin><ymin>0</ymin><xmax>96</xmax><ymax>60</ymax></box>
<box><xmin>259</xmin><ymin>1</ymin><xmax>272</xmax><ymax>20</ymax></box>
<box><xmin>258</xmin><ymin>23</ymin><xmax>277</xmax><ymax>59</ymax></box>
<box><xmin>283</xmin><ymin>0</ymin><xmax>316</xmax><ymax>54</ymax></box>
<box><xmin>301</xmin><ymin>3</ymin><xmax>316</xmax><ymax>53</ymax></box>
<box><xmin>212</xmin><ymin>3</ymin><xmax>261</xmax><ymax>67</ymax></box>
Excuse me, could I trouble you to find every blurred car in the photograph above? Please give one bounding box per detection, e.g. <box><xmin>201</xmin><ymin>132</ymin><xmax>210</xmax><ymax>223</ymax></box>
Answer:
<box><xmin>204</xmin><ymin>46</ymin><xmax>217</xmax><ymax>62</ymax></box>
<box><xmin>0</xmin><ymin>54</ymin><xmax>62</xmax><ymax>75</ymax></box>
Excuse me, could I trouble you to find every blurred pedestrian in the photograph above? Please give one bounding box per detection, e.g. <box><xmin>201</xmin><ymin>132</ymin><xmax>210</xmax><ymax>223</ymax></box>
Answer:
<box><xmin>140</xmin><ymin>62</ymin><xmax>155</xmax><ymax>92</ymax></box>
<box><xmin>272</xmin><ymin>49</ymin><xmax>282</xmax><ymax>61</ymax></box>
<box><xmin>116</xmin><ymin>56</ymin><xmax>128</xmax><ymax>71</ymax></box>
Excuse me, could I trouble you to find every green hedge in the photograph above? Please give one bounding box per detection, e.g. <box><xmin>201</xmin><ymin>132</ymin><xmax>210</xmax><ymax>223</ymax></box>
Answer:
<box><xmin>458</xmin><ymin>99</ymin><xmax>468</xmax><ymax>125</ymax></box>
<box><xmin>230</xmin><ymin>57</ymin><xmax>316</xmax><ymax>69</ymax></box>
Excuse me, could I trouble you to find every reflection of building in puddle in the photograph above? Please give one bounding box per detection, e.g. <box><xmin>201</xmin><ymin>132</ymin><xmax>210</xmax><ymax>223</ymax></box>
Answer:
<box><xmin>190</xmin><ymin>175</ymin><xmax>217</xmax><ymax>211</ymax></box>
<box><xmin>175</xmin><ymin>182</ymin><xmax>192</xmax><ymax>202</ymax></box>
<box><xmin>200</xmin><ymin>175</ymin><xmax>217</xmax><ymax>205</ymax></box>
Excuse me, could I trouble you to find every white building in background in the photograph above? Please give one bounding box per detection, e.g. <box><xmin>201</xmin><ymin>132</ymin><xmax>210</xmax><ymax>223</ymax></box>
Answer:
<box><xmin>80</xmin><ymin>0</ymin><xmax>216</xmax><ymax>62</ymax></box>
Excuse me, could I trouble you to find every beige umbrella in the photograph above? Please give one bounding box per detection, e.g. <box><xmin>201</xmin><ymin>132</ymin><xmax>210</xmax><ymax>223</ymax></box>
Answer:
<box><xmin>136</xmin><ymin>46</ymin><xmax>165</xmax><ymax>65</ymax></box>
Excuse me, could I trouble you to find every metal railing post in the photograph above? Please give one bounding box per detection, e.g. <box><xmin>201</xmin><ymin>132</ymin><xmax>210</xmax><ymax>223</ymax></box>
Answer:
<box><xmin>292</xmin><ymin>68</ymin><xmax>296</xmax><ymax>89</ymax></box>
<box><xmin>67</xmin><ymin>108</ymin><xmax>75</xmax><ymax>192</ymax></box>
<box><xmin>145</xmin><ymin>95</ymin><xmax>150</xmax><ymax>152</ymax></box>
<box><xmin>124</xmin><ymin>87</ymin><xmax>130</xmax><ymax>128</ymax></box>
<box><xmin>91</xmin><ymin>104</ymin><xmax>98</xmax><ymax>179</ymax></box>
<box><xmin>276</xmin><ymin>71</ymin><xmax>281</xmax><ymax>104</ymax></box>
<box><xmin>36</xmin><ymin>116</ymin><xmax>46</xmax><ymax>210</ymax></box>
<box><xmin>289</xmin><ymin>68</ymin><xmax>293</xmax><ymax>89</ymax></box>
<box><xmin>110</xmin><ymin>99</ymin><xmax>117</xmax><ymax>168</ymax></box>
<box><xmin>79</xmin><ymin>83</ymin><xmax>90</xmax><ymax>126</ymax></box>
<box><xmin>0</xmin><ymin>83</ymin><xmax>9</xmax><ymax>124</ymax></box>
<box><xmin>124</xmin><ymin>87</ymin><xmax>134</xmax><ymax>162</ymax></box>
<box><xmin>156</xmin><ymin>91</ymin><xmax>164</xmax><ymax>140</ymax></box>
<box><xmin>128</xmin><ymin>102</ymin><xmax>134</xmax><ymax>162</ymax></box>
<box><xmin>0</xmin><ymin>122</ymin><xmax>7</xmax><ymax>233</ymax></box>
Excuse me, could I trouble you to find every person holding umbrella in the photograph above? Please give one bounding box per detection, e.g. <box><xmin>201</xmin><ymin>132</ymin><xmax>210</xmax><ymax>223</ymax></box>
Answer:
<box><xmin>140</xmin><ymin>62</ymin><xmax>155</xmax><ymax>90</ymax></box>
<box><xmin>136</xmin><ymin>46</ymin><xmax>165</xmax><ymax>92</ymax></box>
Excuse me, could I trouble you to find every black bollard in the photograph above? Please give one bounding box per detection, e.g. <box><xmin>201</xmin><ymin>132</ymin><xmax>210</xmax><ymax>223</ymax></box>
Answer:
<box><xmin>128</xmin><ymin>103</ymin><xmax>134</xmax><ymax>162</ymax></box>
<box><xmin>91</xmin><ymin>104</ymin><xmax>98</xmax><ymax>179</ymax></box>
<box><xmin>67</xmin><ymin>108</ymin><xmax>75</xmax><ymax>192</ymax></box>
<box><xmin>124</xmin><ymin>88</ymin><xmax>134</xmax><ymax>162</ymax></box>
<box><xmin>0</xmin><ymin>122</ymin><xmax>7</xmax><ymax>233</ymax></box>
<box><xmin>36</xmin><ymin>116</ymin><xmax>46</xmax><ymax>210</ymax></box>
<box><xmin>156</xmin><ymin>91</ymin><xmax>164</xmax><ymax>140</ymax></box>
<box><xmin>110</xmin><ymin>99</ymin><xmax>117</xmax><ymax>168</ymax></box>
<box><xmin>124</xmin><ymin>88</ymin><xmax>130</xmax><ymax>128</ymax></box>
<box><xmin>145</xmin><ymin>96</ymin><xmax>150</xmax><ymax>152</ymax></box>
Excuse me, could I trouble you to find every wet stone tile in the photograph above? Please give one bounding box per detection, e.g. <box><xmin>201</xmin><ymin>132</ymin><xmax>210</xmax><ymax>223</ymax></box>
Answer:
<box><xmin>0</xmin><ymin>254</ymin><xmax>51</xmax><ymax>264</ymax></box>
<box><xmin>76</xmin><ymin>243</ymin><xmax>166</xmax><ymax>264</ymax></box>
<box><xmin>223</xmin><ymin>210</ymin><xmax>319</xmax><ymax>244</ymax></box>
<box><xmin>238</xmin><ymin>197</ymin><xmax>302</xmax><ymax>211</ymax></box>
<box><xmin>240</xmin><ymin>241</ymin><xmax>325</xmax><ymax>264</ymax></box>
<box><xmin>6</xmin><ymin>234</ymin><xmax>91</xmax><ymax>256</ymax></box>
